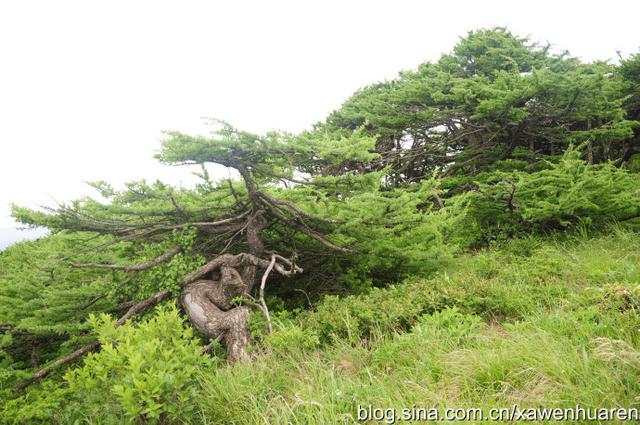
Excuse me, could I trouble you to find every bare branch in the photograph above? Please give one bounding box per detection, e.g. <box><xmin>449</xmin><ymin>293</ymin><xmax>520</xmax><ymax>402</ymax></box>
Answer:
<box><xmin>71</xmin><ymin>293</ymin><xmax>107</xmax><ymax>312</ymax></box>
<box><xmin>261</xmin><ymin>202</ymin><xmax>357</xmax><ymax>253</ymax></box>
<box><xmin>258</xmin><ymin>254</ymin><xmax>276</xmax><ymax>333</ymax></box>
<box><xmin>14</xmin><ymin>341</ymin><xmax>101</xmax><ymax>391</ymax></box>
<box><xmin>258</xmin><ymin>191</ymin><xmax>344</xmax><ymax>224</ymax></box>
<box><xmin>114</xmin><ymin>300</ymin><xmax>136</xmax><ymax>311</ymax></box>
<box><xmin>251</xmin><ymin>166</ymin><xmax>332</xmax><ymax>188</ymax></box>
<box><xmin>188</xmin><ymin>210</ymin><xmax>250</xmax><ymax>228</ymax></box>
<box><xmin>115</xmin><ymin>289</ymin><xmax>171</xmax><ymax>327</ymax></box>
<box><xmin>71</xmin><ymin>245</ymin><xmax>182</xmax><ymax>271</ymax></box>
<box><xmin>43</xmin><ymin>211</ymin><xmax>251</xmax><ymax>269</ymax></box>
<box><xmin>433</xmin><ymin>194</ymin><xmax>445</xmax><ymax>209</ymax></box>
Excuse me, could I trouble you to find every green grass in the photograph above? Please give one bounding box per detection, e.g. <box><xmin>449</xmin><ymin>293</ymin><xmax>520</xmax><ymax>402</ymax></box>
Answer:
<box><xmin>191</xmin><ymin>229</ymin><xmax>640</xmax><ymax>424</ymax></box>
<box><xmin>6</xmin><ymin>229</ymin><xmax>640</xmax><ymax>424</ymax></box>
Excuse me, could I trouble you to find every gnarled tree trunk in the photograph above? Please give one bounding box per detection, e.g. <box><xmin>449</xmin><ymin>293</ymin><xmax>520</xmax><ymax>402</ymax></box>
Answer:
<box><xmin>180</xmin><ymin>265</ymin><xmax>253</xmax><ymax>362</ymax></box>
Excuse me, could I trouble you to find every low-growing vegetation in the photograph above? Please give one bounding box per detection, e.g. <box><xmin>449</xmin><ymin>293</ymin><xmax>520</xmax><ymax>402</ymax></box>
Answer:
<box><xmin>5</xmin><ymin>230</ymin><xmax>639</xmax><ymax>423</ymax></box>
<box><xmin>1</xmin><ymin>28</ymin><xmax>639</xmax><ymax>423</ymax></box>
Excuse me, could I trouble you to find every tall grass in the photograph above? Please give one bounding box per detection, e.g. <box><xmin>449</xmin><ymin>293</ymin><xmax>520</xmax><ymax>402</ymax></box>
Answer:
<box><xmin>184</xmin><ymin>230</ymin><xmax>640</xmax><ymax>424</ymax></box>
<box><xmin>10</xmin><ymin>230</ymin><xmax>639</xmax><ymax>424</ymax></box>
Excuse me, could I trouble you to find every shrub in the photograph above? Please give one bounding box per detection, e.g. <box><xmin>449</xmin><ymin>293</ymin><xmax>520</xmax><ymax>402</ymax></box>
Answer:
<box><xmin>64</xmin><ymin>305</ymin><xmax>210</xmax><ymax>424</ymax></box>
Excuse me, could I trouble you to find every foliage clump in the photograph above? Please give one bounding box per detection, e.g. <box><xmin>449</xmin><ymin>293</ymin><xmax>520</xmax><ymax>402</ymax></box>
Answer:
<box><xmin>66</xmin><ymin>306</ymin><xmax>209</xmax><ymax>424</ymax></box>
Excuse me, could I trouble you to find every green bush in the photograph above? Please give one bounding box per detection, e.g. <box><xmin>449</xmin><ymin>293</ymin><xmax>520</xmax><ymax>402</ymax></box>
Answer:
<box><xmin>64</xmin><ymin>305</ymin><xmax>211</xmax><ymax>424</ymax></box>
<box><xmin>469</xmin><ymin>148</ymin><xmax>640</xmax><ymax>236</ymax></box>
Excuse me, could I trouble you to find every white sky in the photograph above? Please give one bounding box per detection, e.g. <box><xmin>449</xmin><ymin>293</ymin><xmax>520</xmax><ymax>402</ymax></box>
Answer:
<box><xmin>1</xmin><ymin>0</ymin><xmax>638</xmax><ymax>233</ymax></box>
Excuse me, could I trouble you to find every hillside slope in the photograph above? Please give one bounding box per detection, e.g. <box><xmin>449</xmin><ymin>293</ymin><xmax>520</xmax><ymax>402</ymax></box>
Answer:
<box><xmin>6</xmin><ymin>229</ymin><xmax>639</xmax><ymax>423</ymax></box>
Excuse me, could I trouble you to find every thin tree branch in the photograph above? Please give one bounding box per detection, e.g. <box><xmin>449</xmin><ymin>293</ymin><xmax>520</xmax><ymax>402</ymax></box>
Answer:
<box><xmin>72</xmin><ymin>293</ymin><xmax>107</xmax><ymax>312</ymax></box>
<box><xmin>14</xmin><ymin>341</ymin><xmax>102</xmax><ymax>391</ymax></box>
<box><xmin>261</xmin><ymin>202</ymin><xmax>357</xmax><ymax>253</ymax></box>
<box><xmin>115</xmin><ymin>289</ymin><xmax>171</xmax><ymax>327</ymax></box>
<box><xmin>71</xmin><ymin>245</ymin><xmax>182</xmax><ymax>271</ymax></box>
<box><xmin>43</xmin><ymin>211</ymin><xmax>250</xmax><ymax>268</ymax></box>
<box><xmin>258</xmin><ymin>254</ymin><xmax>276</xmax><ymax>333</ymax></box>
<box><xmin>14</xmin><ymin>289</ymin><xmax>171</xmax><ymax>391</ymax></box>
<box><xmin>200</xmin><ymin>334</ymin><xmax>224</xmax><ymax>354</ymax></box>
<box><xmin>257</xmin><ymin>191</ymin><xmax>344</xmax><ymax>224</ymax></box>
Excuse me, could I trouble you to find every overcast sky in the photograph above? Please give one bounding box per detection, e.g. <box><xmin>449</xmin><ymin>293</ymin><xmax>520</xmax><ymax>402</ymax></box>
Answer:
<box><xmin>1</xmin><ymin>1</ymin><xmax>638</xmax><ymax>239</ymax></box>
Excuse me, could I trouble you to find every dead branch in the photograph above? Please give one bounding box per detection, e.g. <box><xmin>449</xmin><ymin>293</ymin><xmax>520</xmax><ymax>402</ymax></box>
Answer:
<box><xmin>72</xmin><ymin>293</ymin><xmax>107</xmax><ymax>312</ymax></box>
<box><xmin>261</xmin><ymin>202</ymin><xmax>357</xmax><ymax>253</ymax></box>
<box><xmin>505</xmin><ymin>180</ymin><xmax>519</xmax><ymax>211</ymax></box>
<box><xmin>251</xmin><ymin>166</ymin><xmax>332</xmax><ymax>188</ymax></box>
<box><xmin>115</xmin><ymin>289</ymin><xmax>171</xmax><ymax>326</ymax></box>
<box><xmin>14</xmin><ymin>341</ymin><xmax>102</xmax><ymax>391</ymax></box>
<box><xmin>44</xmin><ymin>211</ymin><xmax>251</xmax><ymax>268</ymax></box>
<box><xmin>71</xmin><ymin>245</ymin><xmax>182</xmax><ymax>271</ymax></box>
<box><xmin>257</xmin><ymin>191</ymin><xmax>344</xmax><ymax>224</ymax></box>
<box><xmin>115</xmin><ymin>299</ymin><xmax>136</xmax><ymax>310</ymax></box>
<box><xmin>258</xmin><ymin>254</ymin><xmax>276</xmax><ymax>333</ymax></box>
<box><xmin>433</xmin><ymin>194</ymin><xmax>445</xmax><ymax>209</ymax></box>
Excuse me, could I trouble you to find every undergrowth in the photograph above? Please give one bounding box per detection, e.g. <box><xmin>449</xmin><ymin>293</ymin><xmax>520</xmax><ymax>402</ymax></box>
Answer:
<box><xmin>5</xmin><ymin>228</ymin><xmax>639</xmax><ymax>424</ymax></box>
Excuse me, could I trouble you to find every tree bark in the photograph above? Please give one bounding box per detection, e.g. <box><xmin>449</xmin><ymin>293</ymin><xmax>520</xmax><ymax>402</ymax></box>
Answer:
<box><xmin>180</xmin><ymin>252</ymin><xmax>302</xmax><ymax>362</ymax></box>
<box><xmin>180</xmin><ymin>272</ymin><xmax>251</xmax><ymax>362</ymax></box>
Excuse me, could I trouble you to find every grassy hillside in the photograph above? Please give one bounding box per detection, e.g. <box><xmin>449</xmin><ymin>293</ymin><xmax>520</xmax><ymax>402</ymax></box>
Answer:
<box><xmin>7</xmin><ymin>227</ymin><xmax>639</xmax><ymax>423</ymax></box>
<box><xmin>192</xmin><ymin>228</ymin><xmax>640</xmax><ymax>424</ymax></box>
